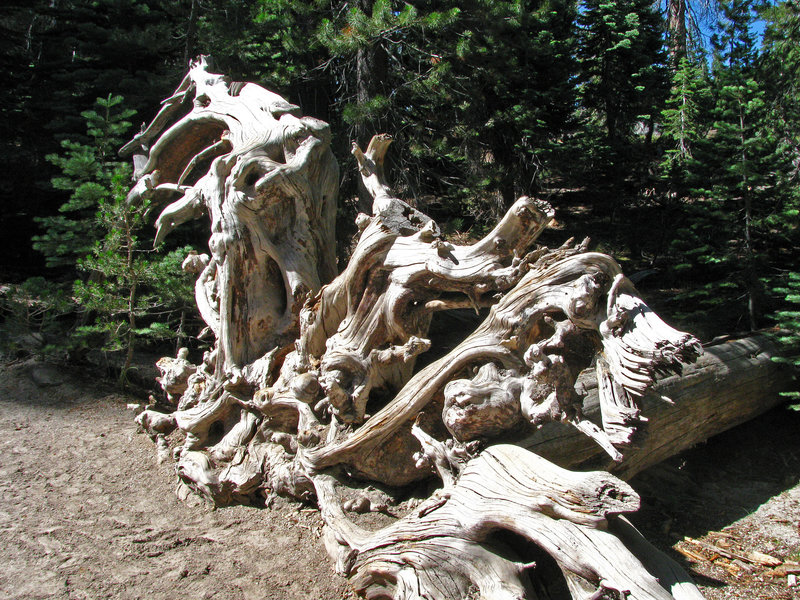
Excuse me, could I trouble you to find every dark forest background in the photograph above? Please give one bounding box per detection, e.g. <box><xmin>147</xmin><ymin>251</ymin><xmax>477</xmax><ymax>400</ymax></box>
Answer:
<box><xmin>1</xmin><ymin>0</ymin><xmax>798</xmax><ymax>390</ymax></box>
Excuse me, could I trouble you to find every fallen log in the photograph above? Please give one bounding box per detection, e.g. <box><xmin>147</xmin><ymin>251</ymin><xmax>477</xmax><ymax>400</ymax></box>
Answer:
<box><xmin>521</xmin><ymin>333</ymin><xmax>793</xmax><ymax>479</ymax></box>
<box><xmin>125</xmin><ymin>61</ymin><xmax>797</xmax><ymax>600</ymax></box>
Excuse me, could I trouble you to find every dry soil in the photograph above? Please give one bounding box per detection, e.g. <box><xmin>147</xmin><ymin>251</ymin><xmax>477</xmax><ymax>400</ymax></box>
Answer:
<box><xmin>0</xmin><ymin>358</ymin><xmax>798</xmax><ymax>599</ymax></box>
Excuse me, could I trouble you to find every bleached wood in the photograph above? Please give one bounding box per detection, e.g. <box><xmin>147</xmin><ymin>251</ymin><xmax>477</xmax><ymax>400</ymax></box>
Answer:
<box><xmin>122</xmin><ymin>56</ymin><xmax>339</xmax><ymax>376</ymax></box>
<box><xmin>125</xmin><ymin>63</ymin><xmax>768</xmax><ymax>600</ymax></box>
<box><xmin>521</xmin><ymin>333</ymin><xmax>792</xmax><ymax>479</ymax></box>
<box><xmin>317</xmin><ymin>443</ymin><xmax>700</xmax><ymax>600</ymax></box>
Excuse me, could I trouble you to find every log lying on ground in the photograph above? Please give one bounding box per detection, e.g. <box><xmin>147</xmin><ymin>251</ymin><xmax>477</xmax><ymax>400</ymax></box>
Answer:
<box><xmin>521</xmin><ymin>333</ymin><xmax>793</xmax><ymax>479</ymax></box>
<box><xmin>125</xmin><ymin>62</ymin><xmax>797</xmax><ymax>600</ymax></box>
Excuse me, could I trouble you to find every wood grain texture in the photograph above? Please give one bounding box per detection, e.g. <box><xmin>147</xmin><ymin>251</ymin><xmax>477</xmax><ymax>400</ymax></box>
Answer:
<box><xmin>521</xmin><ymin>334</ymin><xmax>792</xmax><ymax>479</ymax></box>
<box><xmin>126</xmin><ymin>64</ymin><xmax>794</xmax><ymax>599</ymax></box>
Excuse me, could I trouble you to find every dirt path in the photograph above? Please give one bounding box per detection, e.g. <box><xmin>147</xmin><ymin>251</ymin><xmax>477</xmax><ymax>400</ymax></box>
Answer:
<box><xmin>0</xmin><ymin>358</ymin><xmax>798</xmax><ymax>599</ymax></box>
<box><xmin>0</xmin><ymin>360</ymin><xmax>350</xmax><ymax>600</ymax></box>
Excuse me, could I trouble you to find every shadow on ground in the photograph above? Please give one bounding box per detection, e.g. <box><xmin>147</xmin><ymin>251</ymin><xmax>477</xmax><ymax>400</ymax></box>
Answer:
<box><xmin>631</xmin><ymin>406</ymin><xmax>800</xmax><ymax>537</ymax></box>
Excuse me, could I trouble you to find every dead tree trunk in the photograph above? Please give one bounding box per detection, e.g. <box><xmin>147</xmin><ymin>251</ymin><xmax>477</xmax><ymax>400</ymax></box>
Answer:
<box><xmin>121</xmin><ymin>56</ymin><xmax>339</xmax><ymax>380</ymax></box>
<box><xmin>521</xmin><ymin>333</ymin><xmax>793</xmax><ymax>479</ymax></box>
<box><xmin>121</xmin><ymin>63</ymin><xmax>797</xmax><ymax>600</ymax></box>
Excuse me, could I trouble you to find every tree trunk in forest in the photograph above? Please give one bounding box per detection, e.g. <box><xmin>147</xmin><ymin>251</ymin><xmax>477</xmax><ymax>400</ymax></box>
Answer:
<box><xmin>124</xmin><ymin>62</ymin><xmax>794</xmax><ymax>600</ymax></box>
<box><xmin>668</xmin><ymin>0</ymin><xmax>688</xmax><ymax>61</ymax></box>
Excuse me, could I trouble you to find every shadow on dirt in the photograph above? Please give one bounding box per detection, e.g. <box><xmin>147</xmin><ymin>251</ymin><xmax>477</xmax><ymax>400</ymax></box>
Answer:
<box><xmin>629</xmin><ymin>403</ymin><xmax>800</xmax><ymax>596</ymax></box>
<box><xmin>631</xmin><ymin>405</ymin><xmax>800</xmax><ymax>537</ymax></box>
<box><xmin>0</xmin><ymin>360</ymin><xmax>127</xmax><ymax>410</ymax></box>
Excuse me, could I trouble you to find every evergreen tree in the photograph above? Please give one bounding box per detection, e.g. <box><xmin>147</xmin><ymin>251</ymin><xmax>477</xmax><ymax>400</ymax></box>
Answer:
<box><xmin>577</xmin><ymin>0</ymin><xmax>668</xmax><ymax>145</ymax></box>
<box><xmin>28</xmin><ymin>95</ymin><xmax>194</xmax><ymax>377</ymax></box>
<box><xmin>73</xmin><ymin>170</ymin><xmax>193</xmax><ymax>382</ymax></box>
<box><xmin>659</xmin><ymin>52</ymin><xmax>711</xmax><ymax>198</ymax></box>
<box><xmin>198</xmin><ymin>0</ymin><xmax>324</xmax><ymax>97</ymax></box>
<box><xmin>760</xmin><ymin>0</ymin><xmax>800</xmax><ymax>165</ymax></box>
<box><xmin>772</xmin><ymin>271</ymin><xmax>800</xmax><ymax>407</ymax></box>
<box><xmin>575</xmin><ymin>0</ymin><xmax>670</xmax><ymax>225</ymax></box>
<box><xmin>704</xmin><ymin>0</ymin><xmax>775</xmax><ymax>329</ymax></box>
<box><xmin>406</xmin><ymin>0</ymin><xmax>579</xmax><ymax>217</ymax></box>
<box><xmin>312</xmin><ymin>0</ymin><xmax>463</xmax><ymax>213</ymax></box>
<box><xmin>668</xmin><ymin>0</ymin><xmax>794</xmax><ymax>333</ymax></box>
<box><xmin>759</xmin><ymin>0</ymin><xmax>800</xmax><ymax>400</ymax></box>
<box><xmin>310</xmin><ymin>0</ymin><xmax>579</xmax><ymax>222</ymax></box>
<box><xmin>649</xmin><ymin>50</ymin><xmax>712</xmax><ymax>276</ymax></box>
<box><xmin>1</xmin><ymin>0</ymin><xmax>190</xmax><ymax>280</ymax></box>
<box><xmin>31</xmin><ymin>0</ymin><xmax>189</xmax><ymax>136</ymax></box>
<box><xmin>660</xmin><ymin>0</ymin><xmax>722</xmax><ymax>61</ymax></box>
<box><xmin>33</xmin><ymin>94</ymin><xmax>136</xmax><ymax>269</ymax></box>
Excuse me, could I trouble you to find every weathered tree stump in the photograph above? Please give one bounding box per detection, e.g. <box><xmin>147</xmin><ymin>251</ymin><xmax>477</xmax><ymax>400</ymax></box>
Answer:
<box><xmin>123</xmin><ymin>61</ymin><xmax>798</xmax><ymax>599</ymax></box>
<box><xmin>122</xmin><ymin>56</ymin><xmax>339</xmax><ymax>380</ymax></box>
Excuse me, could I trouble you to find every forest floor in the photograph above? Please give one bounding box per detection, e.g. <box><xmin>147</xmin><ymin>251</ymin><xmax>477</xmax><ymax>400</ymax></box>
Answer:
<box><xmin>0</xmin><ymin>357</ymin><xmax>798</xmax><ymax>600</ymax></box>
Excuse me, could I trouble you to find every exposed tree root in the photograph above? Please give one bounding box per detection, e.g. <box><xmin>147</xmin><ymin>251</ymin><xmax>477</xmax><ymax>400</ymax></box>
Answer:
<box><xmin>127</xmin><ymin>62</ymin><xmax>713</xmax><ymax>599</ymax></box>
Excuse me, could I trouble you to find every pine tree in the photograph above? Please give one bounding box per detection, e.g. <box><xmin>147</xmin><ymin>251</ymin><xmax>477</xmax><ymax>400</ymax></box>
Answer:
<box><xmin>577</xmin><ymin>0</ymin><xmax>668</xmax><ymax>145</ymax></box>
<box><xmin>73</xmin><ymin>171</ymin><xmax>193</xmax><ymax>383</ymax></box>
<box><xmin>659</xmin><ymin>52</ymin><xmax>711</xmax><ymax>199</ymax></box>
<box><xmin>310</xmin><ymin>0</ymin><xmax>579</xmax><ymax>222</ymax></box>
<box><xmin>759</xmin><ymin>0</ymin><xmax>800</xmax><ymax>401</ymax></box>
<box><xmin>1</xmin><ymin>0</ymin><xmax>189</xmax><ymax>279</ymax></box>
<box><xmin>704</xmin><ymin>0</ymin><xmax>775</xmax><ymax>330</ymax></box>
<box><xmin>405</xmin><ymin>0</ymin><xmax>579</xmax><ymax>216</ymax></box>
<box><xmin>668</xmin><ymin>0</ymin><xmax>795</xmax><ymax>333</ymax></box>
<box><xmin>33</xmin><ymin>95</ymin><xmax>136</xmax><ymax>269</ymax></box>
<box><xmin>662</xmin><ymin>0</ymin><xmax>723</xmax><ymax>61</ymax></box>
<box><xmin>29</xmin><ymin>95</ymin><xmax>194</xmax><ymax>378</ymax></box>
<box><xmin>772</xmin><ymin>272</ymin><xmax>800</xmax><ymax>408</ymax></box>
<box><xmin>313</xmin><ymin>0</ymin><xmax>463</xmax><ymax>213</ymax></box>
<box><xmin>574</xmin><ymin>0</ymin><xmax>669</xmax><ymax>223</ymax></box>
<box><xmin>760</xmin><ymin>0</ymin><xmax>800</xmax><ymax>163</ymax></box>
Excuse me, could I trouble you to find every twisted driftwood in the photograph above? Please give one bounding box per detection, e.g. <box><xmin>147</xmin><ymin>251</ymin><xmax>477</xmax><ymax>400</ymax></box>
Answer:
<box><xmin>122</xmin><ymin>56</ymin><xmax>338</xmax><ymax>379</ymax></box>
<box><xmin>125</xmin><ymin>63</ymin><xmax>729</xmax><ymax>599</ymax></box>
<box><xmin>523</xmin><ymin>333</ymin><xmax>794</xmax><ymax>479</ymax></box>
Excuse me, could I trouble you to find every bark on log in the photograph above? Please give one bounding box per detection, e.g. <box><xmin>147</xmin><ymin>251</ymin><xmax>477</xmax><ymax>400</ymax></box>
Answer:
<box><xmin>521</xmin><ymin>333</ymin><xmax>793</xmax><ymax>479</ymax></box>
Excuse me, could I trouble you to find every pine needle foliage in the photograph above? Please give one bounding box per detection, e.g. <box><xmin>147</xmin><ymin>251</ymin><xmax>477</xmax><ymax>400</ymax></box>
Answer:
<box><xmin>33</xmin><ymin>94</ymin><xmax>136</xmax><ymax>269</ymax></box>
<box><xmin>25</xmin><ymin>96</ymin><xmax>194</xmax><ymax>381</ymax></box>
<box><xmin>759</xmin><ymin>0</ymin><xmax>800</xmax><ymax>406</ymax></box>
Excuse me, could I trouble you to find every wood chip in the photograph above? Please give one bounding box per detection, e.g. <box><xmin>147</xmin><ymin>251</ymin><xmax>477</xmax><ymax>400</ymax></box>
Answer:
<box><xmin>747</xmin><ymin>550</ymin><xmax>782</xmax><ymax>567</ymax></box>
<box><xmin>732</xmin><ymin>559</ymin><xmax>756</xmax><ymax>573</ymax></box>
<box><xmin>772</xmin><ymin>562</ymin><xmax>800</xmax><ymax>577</ymax></box>
<box><xmin>721</xmin><ymin>561</ymin><xmax>741</xmax><ymax>577</ymax></box>
<box><xmin>675</xmin><ymin>543</ymin><xmax>709</xmax><ymax>563</ymax></box>
<box><xmin>685</xmin><ymin>537</ymin><xmax>782</xmax><ymax>567</ymax></box>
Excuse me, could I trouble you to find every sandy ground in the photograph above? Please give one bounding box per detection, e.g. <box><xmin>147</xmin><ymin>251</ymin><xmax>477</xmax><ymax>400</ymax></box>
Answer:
<box><xmin>0</xmin><ymin>359</ymin><xmax>350</xmax><ymax>600</ymax></box>
<box><xmin>0</xmin><ymin>358</ymin><xmax>798</xmax><ymax>599</ymax></box>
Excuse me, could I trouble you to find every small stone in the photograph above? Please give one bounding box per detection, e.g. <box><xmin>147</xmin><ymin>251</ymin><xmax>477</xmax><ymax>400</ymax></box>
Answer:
<box><xmin>789</xmin><ymin>574</ymin><xmax>797</xmax><ymax>587</ymax></box>
<box><xmin>30</xmin><ymin>365</ymin><xmax>61</xmax><ymax>387</ymax></box>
